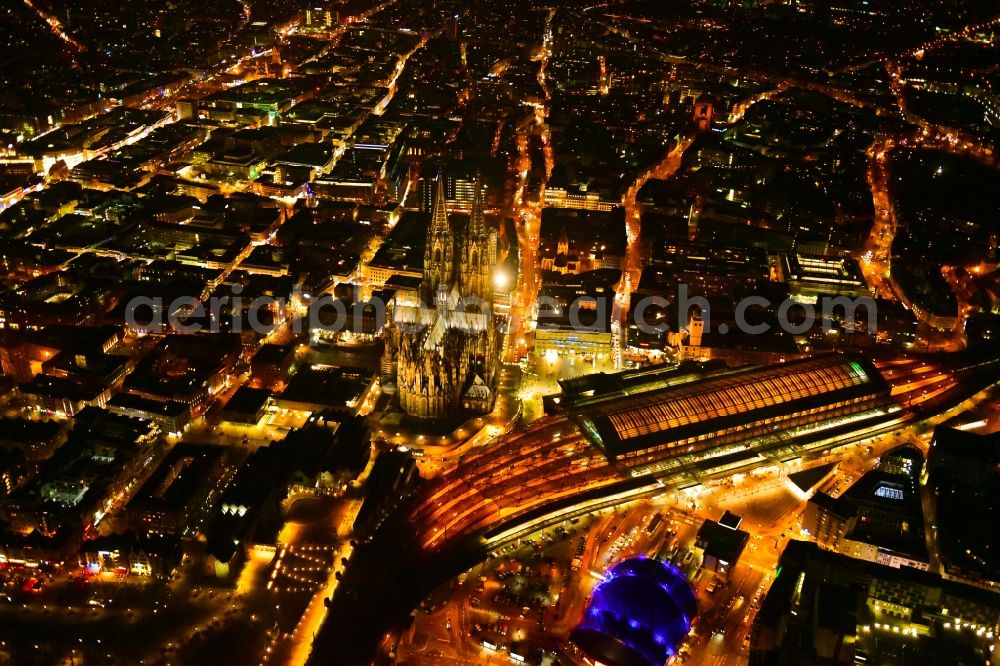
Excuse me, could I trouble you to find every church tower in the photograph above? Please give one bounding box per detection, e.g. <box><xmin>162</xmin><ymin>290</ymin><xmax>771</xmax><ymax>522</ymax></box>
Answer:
<box><xmin>422</xmin><ymin>175</ymin><xmax>454</xmax><ymax>305</ymax></box>
<box><xmin>557</xmin><ymin>225</ymin><xmax>570</xmax><ymax>256</ymax></box>
<box><xmin>460</xmin><ymin>177</ymin><xmax>493</xmax><ymax>306</ymax></box>
<box><xmin>692</xmin><ymin>94</ymin><xmax>714</xmax><ymax>132</ymax></box>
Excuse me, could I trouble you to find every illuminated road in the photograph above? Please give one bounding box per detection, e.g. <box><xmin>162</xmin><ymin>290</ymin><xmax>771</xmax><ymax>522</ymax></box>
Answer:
<box><xmin>618</xmin><ymin>135</ymin><xmax>695</xmax><ymax>322</ymax></box>
<box><xmin>613</xmin><ymin>78</ymin><xmax>790</xmax><ymax>354</ymax></box>
<box><xmin>506</xmin><ymin>9</ymin><xmax>555</xmax><ymax>365</ymax></box>
<box><xmin>856</xmin><ymin>21</ymin><xmax>1000</xmax><ymax>343</ymax></box>
<box><xmin>22</xmin><ymin>0</ymin><xmax>84</xmax><ymax>53</ymax></box>
<box><xmin>859</xmin><ymin>115</ymin><xmax>999</xmax><ymax>343</ymax></box>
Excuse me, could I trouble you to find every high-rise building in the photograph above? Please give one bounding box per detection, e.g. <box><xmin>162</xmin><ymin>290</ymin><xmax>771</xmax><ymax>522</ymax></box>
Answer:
<box><xmin>418</xmin><ymin>167</ymin><xmax>484</xmax><ymax>213</ymax></box>
<box><xmin>302</xmin><ymin>2</ymin><xmax>337</xmax><ymax>31</ymax></box>
<box><xmin>801</xmin><ymin>446</ymin><xmax>929</xmax><ymax>571</ymax></box>
<box><xmin>926</xmin><ymin>426</ymin><xmax>1000</xmax><ymax>583</ymax></box>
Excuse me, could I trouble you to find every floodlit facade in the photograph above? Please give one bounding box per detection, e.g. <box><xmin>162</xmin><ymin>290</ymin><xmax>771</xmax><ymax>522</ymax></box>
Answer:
<box><xmin>386</xmin><ymin>175</ymin><xmax>501</xmax><ymax>418</ymax></box>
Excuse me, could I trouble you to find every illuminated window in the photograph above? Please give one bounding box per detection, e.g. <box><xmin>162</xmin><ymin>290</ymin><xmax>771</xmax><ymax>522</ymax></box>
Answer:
<box><xmin>874</xmin><ymin>484</ymin><xmax>904</xmax><ymax>501</ymax></box>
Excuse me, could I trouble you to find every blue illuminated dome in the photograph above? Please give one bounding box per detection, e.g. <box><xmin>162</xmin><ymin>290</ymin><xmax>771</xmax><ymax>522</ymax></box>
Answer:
<box><xmin>570</xmin><ymin>556</ymin><xmax>697</xmax><ymax>666</ymax></box>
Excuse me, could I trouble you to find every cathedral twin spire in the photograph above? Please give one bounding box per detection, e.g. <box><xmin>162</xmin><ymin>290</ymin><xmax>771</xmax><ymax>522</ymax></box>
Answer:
<box><xmin>467</xmin><ymin>173</ymin><xmax>487</xmax><ymax>239</ymax></box>
<box><xmin>430</xmin><ymin>173</ymin><xmax>450</xmax><ymax>236</ymax></box>
<box><xmin>422</xmin><ymin>172</ymin><xmax>492</xmax><ymax>307</ymax></box>
<box><xmin>395</xmin><ymin>172</ymin><xmax>499</xmax><ymax>419</ymax></box>
<box><xmin>462</xmin><ymin>176</ymin><xmax>491</xmax><ymax>305</ymax></box>
<box><xmin>422</xmin><ymin>174</ymin><xmax>455</xmax><ymax>305</ymax></box>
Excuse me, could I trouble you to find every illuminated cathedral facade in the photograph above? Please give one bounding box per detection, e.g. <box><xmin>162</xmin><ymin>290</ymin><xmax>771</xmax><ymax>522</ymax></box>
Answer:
<box><xmin>387</xmin><ymin>176</ymin><xmax>500</xmax><ymax>419</ymax></box>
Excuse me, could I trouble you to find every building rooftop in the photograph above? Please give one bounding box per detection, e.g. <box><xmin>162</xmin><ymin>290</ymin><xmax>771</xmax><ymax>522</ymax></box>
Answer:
<box><xmin>221</xmin><ymin>387</ymin><xmax>272</xmax><ymax>421</ymax></box>
<box><xmin>368</xmin><ymin>211</ymin><xmax>429</xmax><ymax>273</ymax></box>
<box><xmin>277</xmin><ymin>366</ymin><xmax>373</xmax><ymax>412</ymax></box>
<box><xmin>574</xmin><ymin>354</ymin><xmax>888</xmax><ymax>458</ymax></box>
<box><xmin>696</xmin><ymin>518</ymin><xmax>749</xmax><ymax>565</ymax></box>
<box><xmin>129</xmin><ymin>444</ymin><xmax>224</xmax><ymax>516</ymax></box>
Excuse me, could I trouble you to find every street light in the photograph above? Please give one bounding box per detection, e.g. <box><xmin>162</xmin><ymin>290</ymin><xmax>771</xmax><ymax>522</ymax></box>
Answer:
<box><xmin>493</xmin><ymin>269</ymin><xmax>511</xmax><ymax>291</ymax></box>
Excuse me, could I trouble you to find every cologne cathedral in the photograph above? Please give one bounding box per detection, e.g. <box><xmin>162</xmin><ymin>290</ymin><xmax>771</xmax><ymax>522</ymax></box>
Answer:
<box><xmin>387</xmin><ymin>176</ymin><xmax>501</xmax><ymax>419</ymax></box>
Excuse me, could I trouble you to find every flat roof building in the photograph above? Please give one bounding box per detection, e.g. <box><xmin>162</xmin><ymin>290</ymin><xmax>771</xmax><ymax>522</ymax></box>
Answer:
<box><xmin>782</xmin><ymin>253</ymin><xmax>870</xmax><ymax>303</ymax></box>
<box><xmin>752</xmin><ymin>540</ymin><xmax>1000</xmax><ymax>665</ymax></box>
<box><xmin>696</xmin><ymin>513</ymin><xmax>749</xmax><ymax>579</ymax></box>
<box><xmin>126</xmin><ymin>444</ymin><xmax>226</xmax><ymax>536</ymax></box>
<box><xmin>927</xmin><ymin>426</ymin><xmax>1000</xmax><ymax>583</ymax></box>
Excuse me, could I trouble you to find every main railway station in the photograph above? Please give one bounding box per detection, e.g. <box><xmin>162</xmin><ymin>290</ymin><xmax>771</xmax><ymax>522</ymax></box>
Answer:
<box><xmin>566</xmin><ymin>354</ymin><xmax>892</xmax><ymax>476</ymax></box>
<box><xmin>413</xmin><ymin>354</ymin><xmax>905</xmax><ymax>550</ymax></box>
